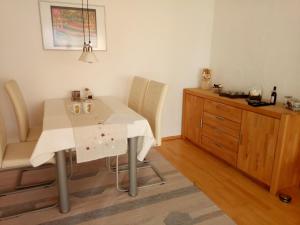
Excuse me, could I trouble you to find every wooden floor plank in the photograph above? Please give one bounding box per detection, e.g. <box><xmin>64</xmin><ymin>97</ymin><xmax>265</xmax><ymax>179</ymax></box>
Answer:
<box><xmin>158</xmin><ymin>139</ymin><xmax>300</xmax><ymax>225</ymax></box>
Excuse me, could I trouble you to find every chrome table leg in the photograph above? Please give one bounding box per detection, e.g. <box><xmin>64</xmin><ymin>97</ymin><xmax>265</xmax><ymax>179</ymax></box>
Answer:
<box><xmin>55</xmin><ymin>151</ymin><xmax>70</xmax><ymax>213</ymax></box>
<box><xmin>128</xmin><ymin>137</ymin><xmax>138</xmax><ymax>197</ymax></box>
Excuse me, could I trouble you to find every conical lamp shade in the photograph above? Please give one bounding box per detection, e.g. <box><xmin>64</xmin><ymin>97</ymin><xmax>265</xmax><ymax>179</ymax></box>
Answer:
<box><xmin>79</xmin><ymin>51</ymin><xmax>98</xmax><ymax>63</ymax></box>
<box><xmin>78</xmin><ymin>51</ymin><xmax>87</xmax><ymax>62</ymax></box>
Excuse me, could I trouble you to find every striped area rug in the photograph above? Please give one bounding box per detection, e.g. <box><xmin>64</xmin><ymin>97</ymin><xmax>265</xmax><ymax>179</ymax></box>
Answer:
<box><xmin>0</xmin><ymin>149</ymin><xmax>236</xmax><ymax>225</ymax></box>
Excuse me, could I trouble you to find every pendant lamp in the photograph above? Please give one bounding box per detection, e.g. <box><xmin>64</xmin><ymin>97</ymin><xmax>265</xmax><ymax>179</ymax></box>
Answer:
<box><xmin>79</xmin><ymin>0</ymin><xmax>98</xmax><ymax>63</ymax></box>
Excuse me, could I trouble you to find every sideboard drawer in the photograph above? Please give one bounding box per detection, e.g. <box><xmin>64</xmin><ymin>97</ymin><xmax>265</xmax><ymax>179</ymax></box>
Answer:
<box><xmin>202</xmin><ymin>124</ymin><xmax>239</xmax><ymax>152</ymax></box>
<box><xmin>203</xmin><ymin>112</ymin><xmax>241</xmax><ymax>138</ymax></box>
<box><xmin>201</xmin><ymin>135</ymin><xmax>237</xmax><ymax>167</ymax></box>
<box><xmin>204</xmin><ymin>100</ymin><xmax>242</xmax><ymax>123</ymax></box>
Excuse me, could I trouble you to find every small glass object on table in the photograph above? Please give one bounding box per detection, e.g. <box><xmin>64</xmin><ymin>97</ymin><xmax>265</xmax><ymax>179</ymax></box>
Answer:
<box><xmin>284</xmin><ymin>96</ymin><xmax>293</xmax><ymax>106</ymax></box>
<box><xmin>83</xmin><ymin>100</ymin><xmax>92</xmax><ymax>113</ymax></box>
<box><xmin>72</xmin><ymin>102</ymin><xmax>81</xmax><ymax>114</ymax></box>
<box><xmin>71</xmin><ymin>90</ymin><xmax>81</xmax><ymax>101</ymax></box>
<box><xmin>84</xmin><ymin>88</ymin><xmax>94</xmax><ymax>100</ymax></box>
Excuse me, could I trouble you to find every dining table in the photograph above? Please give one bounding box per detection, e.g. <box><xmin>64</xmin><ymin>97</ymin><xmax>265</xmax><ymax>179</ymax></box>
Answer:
<box><xmin>30</xmin><ymin>96</ymin><xmax>154</xmax><ymax>213</ymax></box>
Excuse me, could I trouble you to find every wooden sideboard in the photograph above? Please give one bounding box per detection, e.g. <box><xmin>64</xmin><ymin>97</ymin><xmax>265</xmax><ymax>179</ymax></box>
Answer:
<box><xmin>182</xmin><ymin>88</ymin><xmax>300</xmax><ymax>194</ymax></box>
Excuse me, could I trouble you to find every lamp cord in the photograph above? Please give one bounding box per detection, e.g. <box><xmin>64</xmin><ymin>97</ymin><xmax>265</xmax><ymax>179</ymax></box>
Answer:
<box><xmin>87</xmin><ymin>0</ymin><xmax>91</xmax><ymax>44</ymax></box>
<box><xmin>81</xmin><ymin>0</ymin><xmax>85</xmax><ymax>44</ymax></box>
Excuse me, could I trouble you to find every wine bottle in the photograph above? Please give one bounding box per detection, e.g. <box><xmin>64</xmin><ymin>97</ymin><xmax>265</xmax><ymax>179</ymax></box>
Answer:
<box><xmin>270</xmin><ymin>86</ymin><xmax>277</xmax><ymax>105</ymax></box>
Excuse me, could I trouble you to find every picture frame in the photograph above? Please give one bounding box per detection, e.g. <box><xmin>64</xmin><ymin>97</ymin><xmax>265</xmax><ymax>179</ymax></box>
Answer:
<box><xmin>39</xmin><ymin>0</ymin><xmax>106</xmax><ymax>50</ymax></box>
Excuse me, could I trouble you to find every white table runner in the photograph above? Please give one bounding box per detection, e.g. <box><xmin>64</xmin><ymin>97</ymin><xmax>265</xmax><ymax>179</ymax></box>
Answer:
<box><xmin>30</xmin><ymin>96</ymin><xmax>155</xmax><ymax>167</ymax></box>
<box><xmin>73</xmin><ymin>124</ymin><xmax>127</xmax><ymax>163</ymax></box>
<box><xmin>65</xmin><ymin>99</ymin><xmax>128</xmax><ymax>163</ymax></box>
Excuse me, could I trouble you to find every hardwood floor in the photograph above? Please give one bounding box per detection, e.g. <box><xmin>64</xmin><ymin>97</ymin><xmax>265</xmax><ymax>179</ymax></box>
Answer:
<box><xmin>158</xmin><ymin>139</ymin><xmax>300</xmax><ymax>225</ymax></box>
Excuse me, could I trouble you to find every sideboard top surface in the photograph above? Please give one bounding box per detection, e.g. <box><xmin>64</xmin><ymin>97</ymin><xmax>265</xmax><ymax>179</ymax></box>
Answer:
<box><xmin>184</xmin><ymin>88</ymin><xmax>299</xmax><ymax>119</ymax></box>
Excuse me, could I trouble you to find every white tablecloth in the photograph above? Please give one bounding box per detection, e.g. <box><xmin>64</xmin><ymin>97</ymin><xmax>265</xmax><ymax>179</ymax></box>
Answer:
<box><xmin>30</xmin><ymin>96</ymin><xmax>155</xmax><ymax>167</ymax></box>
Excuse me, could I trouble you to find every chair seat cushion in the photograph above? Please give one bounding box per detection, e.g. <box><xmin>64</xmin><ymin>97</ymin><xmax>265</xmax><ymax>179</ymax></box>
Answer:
<box><xmin>2</xmin><ymin>141</ymin><xmax>54</xmax><ymax>169</ymax></box>
<box><xmin>26</xmin><ymin>126</ymin><xmax>42</xmax><ymax>142</ymax></box>
<box><xmin>2</xmin><ymin>142</ymin><xmax>36</xmax><ymax>169</ymax></box>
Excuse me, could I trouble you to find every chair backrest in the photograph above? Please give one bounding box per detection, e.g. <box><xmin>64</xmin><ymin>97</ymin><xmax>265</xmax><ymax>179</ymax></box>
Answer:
<box><xmin>128</xmin><ymin>76</ymin><xmax>149</xmax><ymax>113</ymax></box>
<box><xmin>0</xmin><ymin>112</ymin><xmax>7</xmax><ymax>167</ymax></box>
<box><xmin>141</xmin><ymin>80</ymin><xmax>168</xmax><ymax>146</ymax></box>
<box><xmin>4</xmin><ymin>80</ymin><xmax>30</xmax><ymax>142</ymax></box>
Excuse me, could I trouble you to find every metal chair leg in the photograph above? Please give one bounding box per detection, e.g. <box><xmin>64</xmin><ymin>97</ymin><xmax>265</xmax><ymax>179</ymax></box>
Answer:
<box><xmin>0</xmin><ymin>166</ymin><xmax>58</xmax><ymax>219</ymax></box>
<box><xmin>68</xmin><ymin>149</ymin><xmax>74</xmax><ymax>179</ymax></box>
<box><xmin>137</xmin><ymin>163</ymin><xmax>166</xmax><ymax>189</ymax></box>
<box><xmin>15</xmin><ymin>165</ymin><xmax>55</xmax><ymax>189</ymax></box>
<box><xmin>106</xmin><ymin>157</ymin><xmax>113</xmax><ymax>173</ymax></box>
<box><xmin>116</xmin><ymin>155</ymin><xmax>128</xmax><ymax>192</ymax></box>
<box><xmin>0</xmin><ymin>201</ymin><xmax>57</xmax><ymax>221</ymax></box>
<box><xmin>0</xmin><ymin>165</ymin><xmax>56</xmax><ymax>197</ymax></box>
<box><xmin>114</xmin><ymin>156</ymin><xmax>166</xmax><ymax>192</ymax></box>
<box><xmin>107</xmin><ymin>156</ymin><xmax>118</xmax><ymax>173</ymax></box>
<box><xmin>109</xmin><ymin>156</ymin><xmax>150</xmax><ymax>173</ymax></box>
<box><xmin>0</xmin><ymin>180</ymin><xmax>56</xmax><ymax>197</ymax></box>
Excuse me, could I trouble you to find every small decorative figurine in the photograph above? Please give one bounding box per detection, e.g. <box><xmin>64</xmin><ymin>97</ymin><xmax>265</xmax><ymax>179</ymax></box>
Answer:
<box><xmin>200</xmin><ymin>68</ymin><xmax>212</xmax><ymax>90</ymax></box>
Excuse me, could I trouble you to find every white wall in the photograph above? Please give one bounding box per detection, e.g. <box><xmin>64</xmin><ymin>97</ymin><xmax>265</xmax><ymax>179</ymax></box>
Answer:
<box><xmin>0</xmin><ymin>0</ymin><xmax>215</xmax><ymax>141</ymax></box>
<box><xmin>210</xmin><ymin>0</ymin><xmax>300</xmax><ymax>101</ymax></box>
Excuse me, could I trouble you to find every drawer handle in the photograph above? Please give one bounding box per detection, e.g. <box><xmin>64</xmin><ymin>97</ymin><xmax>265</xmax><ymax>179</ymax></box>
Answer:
<box><xmin>215</xmin><ymin>116</ymin><xmax>224</xmax><ymax>120</ymax></box>
<box><xmin>200</xmin><ymin>118</ymin><xmax>203</xmax><ymax>128</ymax></box>
<box><xmin>214</xmin><ymin>142</ymin><xmax>223</xmax><ymax>148</ymax></box>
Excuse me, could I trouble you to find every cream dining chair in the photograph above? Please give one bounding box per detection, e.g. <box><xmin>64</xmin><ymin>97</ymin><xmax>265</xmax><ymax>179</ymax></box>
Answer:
<box><xmin>105</xmin><ymin>76</ymin><xmax>149</xmax><ymax>172</ymax></box>
<box><xmin>115</xmin><ymin>80</ymin><xmax>168</xmax><ymax>191</ymax></box>
<box><xmin>127</xmin><ymin>76</ymin><xmax>149</xmax><ymax>113</ymax></box>
<box><xmin>0</xmin><ymin>112</ymin><xmax>56</xmax><ymax>219</ymax></box>
<box><xmin>140</xmin><ymin>80</ymin><xmax>168</xmax><ymax>146</ymax></box>
<box><xmin>4</xmin><ymin>80</ymin><xmax>42</xmax><ymax>142</ymax></box>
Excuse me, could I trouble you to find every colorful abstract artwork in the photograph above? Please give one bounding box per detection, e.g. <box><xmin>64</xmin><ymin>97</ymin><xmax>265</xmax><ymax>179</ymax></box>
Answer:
<box><xmin>51</xmin><ymin>6</ymin><xmax>97</xmax><ymax>48</ymax></box>
<box><xmin>40</xmin><ymin>1</ymin><xmax>106</xmax><ymax>50</ymax></box>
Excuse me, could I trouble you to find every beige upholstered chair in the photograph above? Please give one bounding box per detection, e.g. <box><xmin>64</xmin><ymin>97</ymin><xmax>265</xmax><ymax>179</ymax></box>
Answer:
<box><xmin>4</xmin><ymin>80</ymin><xmax>42</xmax><ymax>142</ymax></box>
<box><xmin>0</xmin><ymin>113</ymin><xmax>55</xmax><ymax>218</ymax></box>
<box><xmin>128</xmin><ymin>76</ymin><xmax>149</xmax><ymax>113</ymax></box>
<box><xmin>140</xmin><ymin>80</ymin><xmax>168</xmax><ymax>146</ymax></box>
<box><xmin>115</xmin><ymin>80</ymin><xmax>168</xmax><ymax>191</ymax></box>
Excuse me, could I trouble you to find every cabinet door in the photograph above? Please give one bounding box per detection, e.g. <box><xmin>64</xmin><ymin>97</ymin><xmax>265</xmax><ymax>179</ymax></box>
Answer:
<box><xmin>183</xmin><ymin>94</ymin><xmax>204</xmax><ymax>145</ymax></box>
<box><xmin>237</xmin><ymin>111</ymin><xmax>280</xmax><ymax>185</ymax></box>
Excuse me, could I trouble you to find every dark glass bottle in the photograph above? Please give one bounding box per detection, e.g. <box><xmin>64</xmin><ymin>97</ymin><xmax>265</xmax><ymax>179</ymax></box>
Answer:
<box><xmin>270</xmin><ymin>86</ymin><xmax>277</xmax><ymax>105</ymax></box>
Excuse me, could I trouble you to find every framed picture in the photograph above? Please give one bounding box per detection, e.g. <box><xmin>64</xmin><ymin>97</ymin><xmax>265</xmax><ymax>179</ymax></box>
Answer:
<box><xmin>39</xmin><ymin>0</ymin><xmax>106</xmax><ymax>50</ymax></box>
